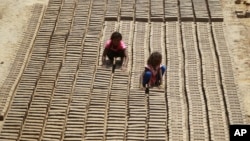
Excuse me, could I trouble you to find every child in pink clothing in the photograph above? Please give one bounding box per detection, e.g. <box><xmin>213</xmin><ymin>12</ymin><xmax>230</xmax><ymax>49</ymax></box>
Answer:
<box><xmin>102</xmin><ymin>32</ymin><xmax>129</xmax><ymax>70</ymax></box>
<box><xmin>140</xmin><ymin>52</ymin><xmax>166</xmax><ymax>89</ymax></box>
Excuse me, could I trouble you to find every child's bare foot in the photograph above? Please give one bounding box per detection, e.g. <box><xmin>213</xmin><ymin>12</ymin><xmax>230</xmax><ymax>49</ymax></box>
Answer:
<box><xmin>121</xmin><ymin>66</ymin><xmax>127</xmax><ymax>71</ymax></box>
<box><xmin>157</xmin><ymin>85</ymin><xmax>163</xmax><ymax>89</ymax></box>
<box><xmin>139</xmin><ymin>84</ymin><xmax>145</xmax><ymax>90</ymax></box>
<box><xmin>140</xmin><ymin>87</ymin><xmax>146</xmax><ymax>91</ymax></box>
<box><xmin>101</xmin><ymin>62</ymin><xmax>106</xmax><ymax>67</ymax></box>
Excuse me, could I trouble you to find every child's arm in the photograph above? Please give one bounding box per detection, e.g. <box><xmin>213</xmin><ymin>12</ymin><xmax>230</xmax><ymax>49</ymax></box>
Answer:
<box><xmin>102</xmin><ymin>48</ymin><xmax>108</xmax><ymax>65</ymax></box>
<box><xmin>122</xmin><ymin>49</ymin><xmax>129</xmax><ymax>67</ymax></box>
<box><xmin>140</xmin><ymin>71</ymin><xmax>145</xmax><ymax>89</ymax></box>
<box><xmin>159</xmin><ymin>69</ymin><xmax>163</xmax><ymax>85</ymax></box>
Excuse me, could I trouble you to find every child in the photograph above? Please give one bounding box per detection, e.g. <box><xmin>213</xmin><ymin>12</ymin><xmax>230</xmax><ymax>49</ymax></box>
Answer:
<box><xmin>102</xmin><ymin>32</ymin><xmax>129</xmax><ymax>70</ymax></box>
<box><xmin>140</xmin><ymin>51</ymin><xmax>166</xmax><ymax>89</ymax></box>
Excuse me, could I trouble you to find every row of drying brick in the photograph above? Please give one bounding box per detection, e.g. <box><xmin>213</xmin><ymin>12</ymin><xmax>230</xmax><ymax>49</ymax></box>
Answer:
<box><xmin>105</xmin><ymin>0</ymin><xmax>121</xmax><ymax>21</ymax></box>
<box><xmin>120</xmin><ymin>0</ymin><xmax>134</xmax><ymax>20</ymax></box>
<box><xmin>196</xmin><ymin>22</ymin><xmax>229</xmax><ymax>141</ymax></box>
<box><xmin>41</xmin><ymin>0</ymin><xmax>106</xmax><ymax>140</ymax></box>
<box><xmin>73</xmin><ymin>1</ymin><xmax>127</xmax><ymax>140</ymax></box>
<box><xmin>212</xmin><ymin>23</ymin><xmax>246</xmax><ymax>124</ymax></box>
<box><xmin>149</xmin><ymin>22</ymin><xmax>166</xmax><ymax>87</ymax></box>
<box><xmin>0</xmin><ymin>4</ymin><xmax>44</xmax><ymax>121</ymax></box>
<box><xmin>179</xmin><ymin>0</ymin><xmax>194</xmax><ymax>21</ymax></box>
<box><xmin>131</xmin><ymin>22</ymin><xmax>150</xmax><ymax>89</ymax></box>
<box><xmin>207</xmin><ymin>0</ymin><xmax>224</xmax><ymax>21</ymax></box>
<box><xmin>193</xmin><ymin>0</ymin><xmax>210</xmax><ymax>22</ymax></box>
<box><xmin>145</xmin><ymin>21</ymin><xmax>168</xmax><ymax>140</ymax></box>
<box><xmin>179</xmin><ymin>0</ymin><xmax>223</xmax><ymax>22</ymax></box>
<box><xmin>40</xmin><ymin>1</ymin><xmax>93</xmax><ymax>139</ymax></box>
<box><xmin>0</xmin><ymin>0</ymin><xmax>64</xmax><ymax>140</ymax></box>
<box><xmin>105</xmin><ymin>0</ymin><xmax>223</xmax><ymax>22</ymax></box>
<box><xmin>119</xmin><ymin>21</ymin><xmax>134</xmax><ymax>69</ymax></box>
<box><xmin>127</xmin><ymin>22</ymin><xmax>149</xmax><ymax>140</ymax></box>
<box><xmin>181</xmin><ymin>22</ymin><xmax>208</xmax><ymax>141</ymax></box>
<box><xmin>122</xmin><ymin>20</ymin><xmax>168</xmax><ymax>140</ymax></box>
<box><xmin>166</xmin><ymin>22</ymin><xmax>188</xmax><ymax>141</ymax></box>
<box><xmin>19</xmin><ymin>0</ymin><xmax>81</xmax><ymax>140</ymax></box>
<box><xmin>82</xmin><ymin>68</ymin><xmax>112</xmax><ymax>140</ymax></box>
<box><xmin>68</xmin><ymin>1</ymin><xmax>106</xmax><ymax>139</ymax></box>
<box><xmin>0</xmin><ymin>0</ymin><xmax>105</xmax><ymax>140</ymax></box>
<box><xmin>81</xmin><ymin>19</ymin><xmax>127</xmax><ymax>140</ymax></box>
<box><xmin>106</xmin><ymin>71</ymin><xmax>130</xmax><ymax>140</ymax></box>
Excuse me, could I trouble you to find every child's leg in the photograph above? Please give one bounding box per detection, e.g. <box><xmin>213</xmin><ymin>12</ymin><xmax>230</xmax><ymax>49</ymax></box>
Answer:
<box><xmin>156</xmin><ymin>65</ymin><xmax>167</xmax><ymax>85</ymax></box>
<box><xmin>107</xmin><ymin>50</ymin><xmax>115</xmax><ymax>63</ymax></box>
<box><xmin>142</xmin><ymin>71</ymin><xmax>152</xmax><ymax>87</ymax></box>
<box><xmin>161</xmin><ymin>65</ymin><xmax>166</xmax><ymax>75</ymax></box>
<box><xmin>118</xmin><ymin>50</ymin><xmax>125</xmax><ymax>65</ymax></box>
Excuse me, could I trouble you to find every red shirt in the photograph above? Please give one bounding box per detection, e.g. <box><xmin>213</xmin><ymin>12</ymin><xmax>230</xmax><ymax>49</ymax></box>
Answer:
<box><xmin>105</xmin><ymin>39</ymin><xmax>127</xmax><ymax>52</ymax></box>
<box><xmin>145</xmin><ymin>64</ymin><xmax>162</xmax><ymax>85</ymax></box>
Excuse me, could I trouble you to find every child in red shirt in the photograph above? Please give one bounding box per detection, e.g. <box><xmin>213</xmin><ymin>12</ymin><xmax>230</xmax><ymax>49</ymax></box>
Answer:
<box><xmin>140</xmin><ymin>52</ymin><xmax>166</xmax><ymax>89</ymax></box>
<box><xmin>102</xmin><ymin>32</ymin><xmax>129</xmax><ymax>70</ymax></box>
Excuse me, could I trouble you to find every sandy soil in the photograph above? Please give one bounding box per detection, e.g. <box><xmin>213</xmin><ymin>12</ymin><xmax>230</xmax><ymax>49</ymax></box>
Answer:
<box><xmin>221</xmin><ymin>0</ymin><xmax>250</xmax><ymax>123</ymax></box>
<box><xmin>0</xmin><ymin>0</ymin><xmax>249</xmax><ymax>124</ymax></box>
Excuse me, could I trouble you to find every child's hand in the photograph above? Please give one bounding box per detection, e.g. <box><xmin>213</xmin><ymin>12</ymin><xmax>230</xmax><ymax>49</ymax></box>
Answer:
<box><xmin>159</xmin><ymin>78</ymin><xmax>163</xmax><ymax>85</ymax></box>
<box><xmin>101</xmin><ymin>61</ymin><xmax>106</xmax><ymax>67</ymax></box>
<box><xmin>158</xmin><ymin>85</ymin><xmax>163</xmax><ymax>89</ymax></box>
<box><xmin>102</xmin><ymin>58</ymin><xmax>106</xmax><ymax>65</ymax></box>
<box><xmin>140</xmin><ymin>86</ymin><xmax>146</xmax><ymax>91</ymax></box>
<box><xmin>121</xmin><ymin>65</ymin><xmax>127</xmax><ymax>71</ymax></box>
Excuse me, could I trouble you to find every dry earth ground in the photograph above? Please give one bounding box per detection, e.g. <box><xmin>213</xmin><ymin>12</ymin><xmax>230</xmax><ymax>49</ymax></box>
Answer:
<box><xmin>222</xmin><ymin>0</ymin><xmax>250</xmax><ymax>123</ymax></box>
<box><xmin>0</xmin><ymin>0</ymin><xmax>249</xmax><ymax>127</ymax></box>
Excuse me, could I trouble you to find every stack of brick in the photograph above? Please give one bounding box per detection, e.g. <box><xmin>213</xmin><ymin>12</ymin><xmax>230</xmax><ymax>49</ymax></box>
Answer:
<box><xmin>165</xmin><ymin>0</ymin><xmax>178</xmax><ymax>21</ymax></box>
<box><xmin>150</xmin><ymin>0</ymin><xmax>164</xmax><ymax>22</ymax></box>
<box><xmin>135</xmin><ymin>0</ymin><xmax>149</xmax><ymax>22</ymax></box>
<box><xmin>120</xmin><ymin>0</ymin><xmax>134</xmax><ymax>20</ymax></box>
<box><xmin>179</xmin><ymin>0</ymin><xmax>194</xmax><ymax>21</ymax></box>
<box><xmin>105</xmin><ymin>0</ymin><xmax>120</xmax><ymax>21</ymax></box>
<box><xmin>207</xmin><ymin>0</ymin><xmax>224</xmax><ymax>21</ymax></box>
<box><xmin>193</xmin><ymin>0</ymin><xmax>209</xmax><ymax>22</ymax></box>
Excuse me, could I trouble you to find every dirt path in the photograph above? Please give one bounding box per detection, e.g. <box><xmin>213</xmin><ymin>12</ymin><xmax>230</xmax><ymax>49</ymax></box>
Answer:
<box><xmin>221</xmin><ymin>0</ymin><xmax>250</xmax><ymax>123</ymax></box>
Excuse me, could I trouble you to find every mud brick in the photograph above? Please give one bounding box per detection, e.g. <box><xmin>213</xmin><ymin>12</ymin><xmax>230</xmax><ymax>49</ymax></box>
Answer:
<box><xmin>235</xmin><ymin>0</ymin><xmax>241</xmax><ymax>4</ymax></box>
<box><xmin>236</xmin><ymin>12</ymin><xmax>246</xmax><ymax>18</ymax></box>
<box><xmin>165</xmin><ymin>16</ymin><xmax>178</xmax><ymax>21</ymax></box>
<box><xmin>104</xmin><ymin>16</ymin><xmax>118</xmax><ymax>21</ymax></box>
<box><xmin>120</xmin><ymin>16</ymin><xmax>133</xmax><ymax>20</ymax></box>
<box><xmin>181</xmin><ymin>17</ymin><xmax>194</xmax><ymax>22</ymax></box>
<box><xmin>245</xmin><ymin>10</ymin><xmax>250</xmax><ymax>17</ymax></box>
<box><xmin>42</xmin><ymin>134</ymin><xmax>61</xmax><ymax>140</ymax></box>
<box><xmin>135</xmin><ymin>17</ymin><xmax>149</xmax><ymax>22</ymax></box>
<box><xmin>244</xmin><ymin>0</ymin><xmax>250</xmax><ymax>4</ymax></box>
<box><xmin>196</xmin><ymin>17</ymin><xmax>210</xmax><ymax>22</ymax></box>
<box><xmin>151</xmin><ymin>17</ymin><xmax>164</xmax><ymax>22</ymax></box>
<box><xmin>0</xmin><ymin>134</ymin><xmax>19</xmax><ymax>140</ymax></box>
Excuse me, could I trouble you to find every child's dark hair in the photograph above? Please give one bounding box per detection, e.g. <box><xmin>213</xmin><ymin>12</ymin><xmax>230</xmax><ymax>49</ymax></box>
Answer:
<box><xmin>147</xmin><ymin>51</ymin><xmax>162</xmax><ymax>69</ymax></box>
<box><xmin>110</xmin><ymin>32</ymin><xmax>122</xmax><ymax>40</ymax></box>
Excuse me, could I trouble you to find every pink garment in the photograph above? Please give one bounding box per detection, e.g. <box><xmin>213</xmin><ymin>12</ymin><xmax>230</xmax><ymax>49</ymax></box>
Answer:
<box><xmin>105</xmin><ymin>39</ymin><xmax>127</xmax><ymax>52</ymax></box>
<box><xmin>145</xmin><ymin>64</ymin><xmax>162</xmax><ymax>86</ymax></box>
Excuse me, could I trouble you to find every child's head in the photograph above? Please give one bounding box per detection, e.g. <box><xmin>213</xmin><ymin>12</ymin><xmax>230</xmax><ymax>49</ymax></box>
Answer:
<box><xmin>147</xmin><ymin>51</ymin><xmax>162</xmax><ymax>68</ymax></box>
<box><xmin>110</xmin><ymin>32</ymin><xmax>122</xmax><ymax>47</ymax></box>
